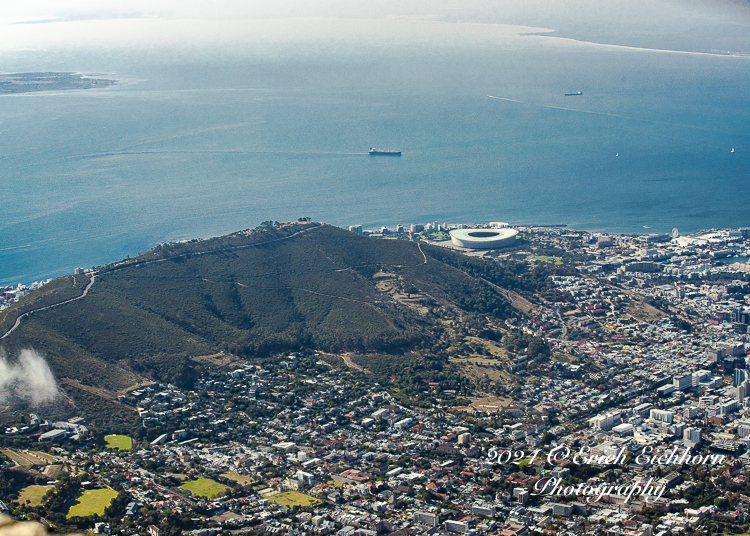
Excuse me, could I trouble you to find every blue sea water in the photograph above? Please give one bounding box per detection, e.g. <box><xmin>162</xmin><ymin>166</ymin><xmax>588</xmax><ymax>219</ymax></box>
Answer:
<box><xmin>1</xmin><ymin>25</ymin><xmax>750</xmax><ymax>286</ymax></box>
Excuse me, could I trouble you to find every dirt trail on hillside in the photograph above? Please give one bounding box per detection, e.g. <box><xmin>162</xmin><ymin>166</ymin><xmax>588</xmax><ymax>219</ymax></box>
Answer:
<box><xmin>341</xmin><ymin>353</ymin><xmax>370</xmax><ymax>373</ymax></box>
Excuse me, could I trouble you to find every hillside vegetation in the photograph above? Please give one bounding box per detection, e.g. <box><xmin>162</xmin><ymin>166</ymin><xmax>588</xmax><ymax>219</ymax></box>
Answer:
<box><xmin>0</xmin><ymin>222</ymin><xmax>556</xmax><ymax>430</ymax></box>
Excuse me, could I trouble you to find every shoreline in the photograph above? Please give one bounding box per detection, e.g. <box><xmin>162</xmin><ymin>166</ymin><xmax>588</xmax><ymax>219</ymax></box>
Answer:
<box><xmin>2</xmin><ymin>220</ymin><xmax>748</xmax><ymax>297</ymax></box>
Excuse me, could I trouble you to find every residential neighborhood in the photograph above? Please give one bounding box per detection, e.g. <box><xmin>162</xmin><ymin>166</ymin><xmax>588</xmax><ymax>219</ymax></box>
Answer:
<box><xmin>3</xmin><ymin>224</ymin><xmax>750</xmax><ymax>536</ymax></box>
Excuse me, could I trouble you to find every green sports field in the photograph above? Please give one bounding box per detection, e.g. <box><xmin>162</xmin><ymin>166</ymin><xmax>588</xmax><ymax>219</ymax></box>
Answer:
<box><xmin>180</xmin><ymin>478</ymin><xmax>229</xmax><ymax>499</ymax></box>
<box><xmin>104</xmin><ymin>435</ymin><xmax>133</xmax><ymax>450</ymax></box>
<box><xmin>221</xmin><ymin>472</ymin><xmax>255</xmax><ymax>485</ymax></box>
<box><xmin>67</xmin><ymin>488</ymin><xmax>118</xmax><ymax>518</ymax></box>
<box><xmin>268</xmin><ymin>491</ymin><xmax>321</xmax><ymax>507</ymax></box>
<box><xmin>18</xmin><ymin>485</ymin><xmax>52</xmax><ymax>507</ymax></box>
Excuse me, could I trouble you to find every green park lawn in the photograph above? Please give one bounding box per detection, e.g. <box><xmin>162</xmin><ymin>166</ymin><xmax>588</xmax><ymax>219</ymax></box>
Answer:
<box><xmin>104</xmin><ymin>435</ymin><xmax>133</xmax><ymax>450</ymax></box>
<box><xmin>529</xmin><ymin>256</ymin><xmax>563</xmax><ymax>265</ymax></box>
<box><xmin>268</xmin><ymin>491</ymin><xmax>321</xmax><ymax>507</ymax></box>
<box><xmin>18</xmin><ymin>485</ymin><xmax>52</xmax><ymax>507</ymax></box>
<box><xmin>221</xmin><ymin>472</ymin><xmax>255</xmax><ymax>486</ymax></box>
<box><xmin>67</xmin><ymin>488</ymin><xmax>118</xmax><ymax>518</ymax></box>
<box><xmin>180</xmin><ymin>478</ymin><xmax>229</xmax><ymax>499</ymax></box>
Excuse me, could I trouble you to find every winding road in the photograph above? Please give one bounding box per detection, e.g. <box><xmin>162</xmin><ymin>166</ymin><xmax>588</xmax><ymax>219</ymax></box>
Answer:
<box><xmin>0</xmin><ymin>273</ymin><xmax>96</xmax><ymax>340</ymax></box>
<box><xmin>0</xmin><ymin>224</ymin><xmax>325</xmax><ymax>341</ymax></box>
<box><xmin>417</xmin><ymin>242</ymin><xmax>428</xmax><ymax>264</ymax></box>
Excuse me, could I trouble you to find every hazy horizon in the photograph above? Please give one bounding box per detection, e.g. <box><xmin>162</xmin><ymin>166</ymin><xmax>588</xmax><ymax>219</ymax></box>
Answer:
<box><xmin>1</xmin><ymin>1</ymin><xmax>749</xmax><ymax>56</ymax></box>
<box><xmin>2</xmin><ymin>1</ymin><xmax>750</xmax><ymax>286</ymax></box>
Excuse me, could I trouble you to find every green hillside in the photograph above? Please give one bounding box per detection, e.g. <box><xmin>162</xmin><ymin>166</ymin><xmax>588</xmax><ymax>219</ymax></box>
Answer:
<box><xmin>0</xmin><ymin>222</ymin><xmax>551</xmax><ymax>429</ymax></box>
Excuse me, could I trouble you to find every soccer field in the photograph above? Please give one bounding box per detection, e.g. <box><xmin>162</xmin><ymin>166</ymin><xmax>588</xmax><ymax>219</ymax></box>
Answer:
<box><xmin>104</xmin><ymin>435</ymin><xmax>133</xmax><ymax>450</ymax></box>
<box><xmin>67</xmin><ymin>488</ymin><xmax>118</xmax><ymax>518</ymax></box>
<box><xmin>180</xmin><ymin>478</ymin><xmax>228</xmax><ymax>499</ymax></box>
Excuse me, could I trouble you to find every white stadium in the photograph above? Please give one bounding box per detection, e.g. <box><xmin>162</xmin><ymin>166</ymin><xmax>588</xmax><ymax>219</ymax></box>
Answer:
<box><xmin>449</xmin><ymin>228</ymin><xmax>518</xmax><ymax>249</ymax></box>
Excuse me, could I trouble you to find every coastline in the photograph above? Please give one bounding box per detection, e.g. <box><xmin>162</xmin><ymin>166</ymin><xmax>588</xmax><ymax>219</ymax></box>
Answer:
<box><xmin>3</xmin><ymin>221</ymin><xmax>748</xmax><ymax>305</ymax></box>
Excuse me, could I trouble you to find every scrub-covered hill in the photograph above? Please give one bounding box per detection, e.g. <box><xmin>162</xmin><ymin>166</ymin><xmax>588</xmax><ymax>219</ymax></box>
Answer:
<box><xmin>0</xmin><ymin>222</ymin><xmax>551</xmax><ymax>429</ymax></box>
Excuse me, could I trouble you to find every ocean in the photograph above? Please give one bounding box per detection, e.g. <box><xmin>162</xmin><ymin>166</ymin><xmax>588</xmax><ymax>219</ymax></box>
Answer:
<box><xmin>1</xmin><ymin>19</ymin><xmax>749</xmax><ymax>285</ymax></box>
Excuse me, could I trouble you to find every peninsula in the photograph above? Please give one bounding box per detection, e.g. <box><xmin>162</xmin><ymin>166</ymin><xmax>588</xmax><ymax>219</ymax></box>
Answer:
<box><xmin>0</xmin><ymin>72</ymin><xmax>116</xmax><ymax>94</ymax></box>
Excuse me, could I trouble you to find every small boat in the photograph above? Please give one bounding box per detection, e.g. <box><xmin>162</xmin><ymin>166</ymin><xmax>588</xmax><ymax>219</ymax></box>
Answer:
<box><xmin>369</xmin><ymin>148</ymin><xmax>401</xmax><ymax>156</ymax></box>
<box><xmin>565</xmin><ymin>91</ymin><xmax>583</xmax><ymax>96</ymax></box>
<box><xmin>731</xmin><ymin>148</ymin><xmax>735</xmax><ymax>153</ymax></box>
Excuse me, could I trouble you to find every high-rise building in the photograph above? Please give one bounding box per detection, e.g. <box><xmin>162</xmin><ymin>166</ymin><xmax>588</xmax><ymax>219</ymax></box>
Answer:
<box><xmin>649</xmin><ymin>409</ymin><xmax>673</xmax><ymax>424</ymax></box>
<box><xmin>735</xmin><ymin>368</ymin><xmax>749</xmax><ymax>387</ymax></box>
<box><xmin>683</xmin><ymin>427</ymin><xmax>701</xmax><ymax>444</ymax></box>
<box><xmin>692</xmin><ymin>370</ymin><xmax>711</xmax><ymax>387</ymax></box>
<box><xmin>513</xmin><ymin>488</ymin><xmax>529</xmax><ymax>505</ymax></box>
<box><xmin>414</xmin><ymin>512</ymin><xmax>438</xmax><ymax>527</ymax></box>
<box><xmin>673</xmin><ymin>373</ymin><xmax>693</xmax><ymax>391</ymax></box>
<box><xmin>739</xmin><ymin>380</ymin><xmax>750</xmax><ymax>403</ymax></box>
<box><xmin>719</xmin><ymin>399</ymin><xmax>739</xmax><ymax>416</ymax></box>
<box><xmin>444</xmin><ymin>520</ymin><xmax>469</xmax><ymax>533</ymax></box>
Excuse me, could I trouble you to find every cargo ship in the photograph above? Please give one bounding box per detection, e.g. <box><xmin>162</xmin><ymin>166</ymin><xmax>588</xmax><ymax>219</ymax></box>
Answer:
<box><xmin>564</xmin><ymin>91</ymin><xmax>583</xmax><ymax>96</ymax></box>
<box><xmin>369</xmin><ymin>148</ymin><xmax>401</xmax><ymax>156</ymax></box>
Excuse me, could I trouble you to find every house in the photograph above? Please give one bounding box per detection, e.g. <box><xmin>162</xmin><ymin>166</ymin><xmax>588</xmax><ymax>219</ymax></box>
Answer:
<box><xmin>125</xmin><ymin>502</ymin><xmax>142</xmax><ymax>519</ymax></box>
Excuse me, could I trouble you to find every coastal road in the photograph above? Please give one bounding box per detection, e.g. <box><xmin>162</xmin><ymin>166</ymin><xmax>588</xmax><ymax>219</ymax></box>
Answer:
<box><xmin>0</xmin><ymin>273</ymin><xmax>96</xmax><ymax>340</ymax></box>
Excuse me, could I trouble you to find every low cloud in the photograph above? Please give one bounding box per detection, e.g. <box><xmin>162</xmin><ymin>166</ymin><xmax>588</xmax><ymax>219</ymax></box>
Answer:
<box><xmin>1</xmin><ymin>514</ymin><xmax>82</xmax><ymax>536</ymax></box>
<box><xmin>0</xmin><ymin>348</ymin><xmax>59</xmax><ymax>406</ymax></box>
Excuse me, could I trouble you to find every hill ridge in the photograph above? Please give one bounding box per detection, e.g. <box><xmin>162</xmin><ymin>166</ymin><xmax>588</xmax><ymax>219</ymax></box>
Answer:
<box><xmin>0</xmin><ymin>221</ymin><xmax>549</xmax><ymax>431</ymax></box>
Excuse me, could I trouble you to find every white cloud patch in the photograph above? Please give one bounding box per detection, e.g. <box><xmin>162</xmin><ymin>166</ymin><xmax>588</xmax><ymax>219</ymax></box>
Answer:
<box><xmin>0</xmin><ymin>348</ymin><xmax>60</xmax><ymax>406</ymax></box>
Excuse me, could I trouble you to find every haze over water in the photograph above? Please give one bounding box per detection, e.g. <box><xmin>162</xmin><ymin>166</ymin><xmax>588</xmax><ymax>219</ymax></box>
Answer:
<box><xmin>1</xmin><ymin>1</ymin><xmax>750</xmax><ymax>285</ymax></box>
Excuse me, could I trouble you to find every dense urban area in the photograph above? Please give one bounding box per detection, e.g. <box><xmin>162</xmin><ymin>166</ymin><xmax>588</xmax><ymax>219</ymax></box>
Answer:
<box><xmin>3</xmin><ymin>222</ymin><xmax>750</xmax><ymax>536</ymax></box>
